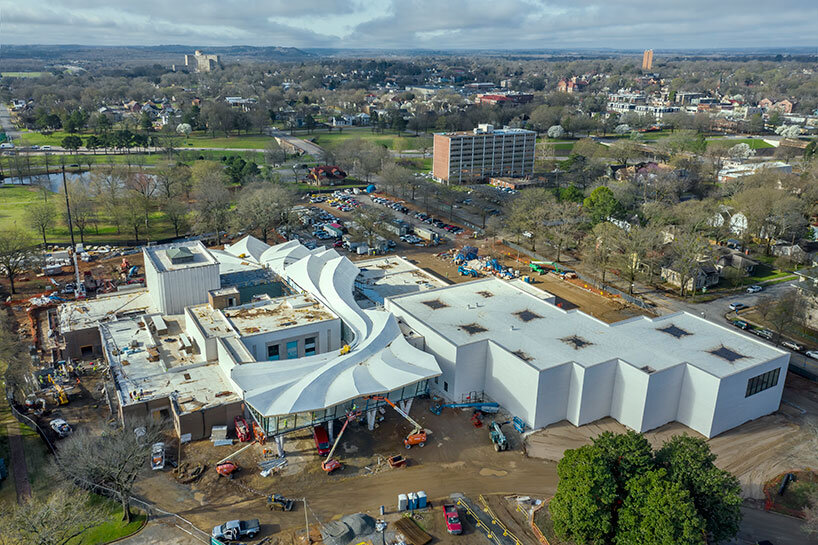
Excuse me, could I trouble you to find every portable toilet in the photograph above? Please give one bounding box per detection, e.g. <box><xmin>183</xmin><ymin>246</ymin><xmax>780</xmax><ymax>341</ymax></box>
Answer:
<box><xmin>416</xmin><ymin>491</ymin><xmax>427</xmax><ymax>509</ymax></box>
<box><xmin>408</xmin><ymin>492</ymin><xmax>418</xmax><ymax>510</ymax></box>
<box><xmin>397</xmin><ymin>494</ymin><xmax>408</xmax><ymax>511</ymax></box>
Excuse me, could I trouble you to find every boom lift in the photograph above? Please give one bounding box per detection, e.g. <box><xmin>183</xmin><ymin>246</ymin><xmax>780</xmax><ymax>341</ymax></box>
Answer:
<box><xmin>322</xmin><ymin>410</ymin><xmax>360</xmax><ymax>473</ymax></box>
<box><xmin>366</xmin><ymin>396</ymin><xmax>428</xmax><ymax>449</ymax></box>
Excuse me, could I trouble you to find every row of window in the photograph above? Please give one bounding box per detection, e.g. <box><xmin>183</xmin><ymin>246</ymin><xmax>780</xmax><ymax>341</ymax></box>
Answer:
<box><xmin>745</xmin><ymin>367</ymin><xmax>780</xmax><ymax>397</ymax></box>
<box><xmin>267</xmin><ymin>336</ymin><xmax>317</xmax><ymax>361</ymax></box>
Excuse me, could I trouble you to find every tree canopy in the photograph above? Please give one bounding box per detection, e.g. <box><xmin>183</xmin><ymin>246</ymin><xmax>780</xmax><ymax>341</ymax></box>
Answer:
<box><xmin>550</xmin><ymin>431</ymin><xmax>741</xmax><ymax>545</ymax></box>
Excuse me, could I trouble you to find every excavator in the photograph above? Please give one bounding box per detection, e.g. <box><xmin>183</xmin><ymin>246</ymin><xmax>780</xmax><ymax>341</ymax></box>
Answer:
<box><xmin>366</xmin><ymin>396</ymin><xmax>429</xmax><ymax>449</ymax></box>
<box><xmin>322</xmin><ymin>410</ymin><xmax>360</xmax><ymax>473</ymax></box>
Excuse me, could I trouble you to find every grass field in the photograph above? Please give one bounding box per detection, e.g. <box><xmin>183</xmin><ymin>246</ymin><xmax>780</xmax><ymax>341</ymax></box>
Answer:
<box><xmin>0</xmin><ymin>185</ymin><xmax>43</xmax><ymax>230</ymax></box>
<box><xmin>1</xmin><ymin>72</ymin><xmax>47</xmax><ymax>78</ymax></box>
<box><xmin>706</xmin><ymin>138</ymin><xmax>774</xmax><ymax>150</ymax></box>
<box><xmin>182</xmin><ymin>132</ymin><xmax>277</xmax><ymax>149</ymax></box>
<box><xmin>68</xmin><ymin>505</ymin><xmax>147</xmax><ymax>545</ymax></box>
<box><xmin>304</xmin><ymin>128</ymin><xmax>432</xmax><ymax>151</ymax></box>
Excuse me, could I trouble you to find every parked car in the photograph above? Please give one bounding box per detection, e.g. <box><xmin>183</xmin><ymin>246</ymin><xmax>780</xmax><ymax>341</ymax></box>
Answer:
<box><xmin>313</xmin><ymin>425</ymin><xmax>331</xmax><ymax>456</ymax></box>
<box><xmin>746</xmin><ymin>285</ymin><xmax>763</xmax><ymax>293</ymax></box>
<box><xmin>754</xmin><ymin>329</ymin><xmax>774</xmax><ymax>340</ymax></box>
<box><xmin>41</xmin><ymin>145</ymin><xmax>51</xmax><ymax>150</ymax></box>
<box><xmin>211</xmin><ymin>519</ymin><xmax>260</xmax><ymax>542</ymax></box>
<box><xmin>806</xmin><ymin>350</ymin><xmax>818</xmax><ymax>360</ymax></box>
<box><xmin>49</xmin><ymin>418</ymin><xmax>72</xmax><ymax>438</ymax></box>
<box><xmin>442</xmin><ymin>504</ymin><xmax>462</xmax><ymax>535</ymax></box>
<box><xmin>781</xmin><ymin>340</ymin><xmax>804</xmax><ymax>352</ymax></box>
<box><xmin>731</xmin><ymin>320</ymin><xmax>749</xmax><ymax>330</ymax></box>
<box><xmin>151</xmin><ymin>442</ymin><xmax>165</xmax><ymax>470</ymax></box>
<box><xmin>729</xmin><ymin>302</ymin><xmax>747</xmax><ymax>312</ymax></box>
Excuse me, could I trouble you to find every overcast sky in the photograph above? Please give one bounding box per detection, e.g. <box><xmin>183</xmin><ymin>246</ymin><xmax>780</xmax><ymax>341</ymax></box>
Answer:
<box><xmin>2</xmin><ymin>0</ymin><xmax>817</xmax><ymax>50</ymax></box>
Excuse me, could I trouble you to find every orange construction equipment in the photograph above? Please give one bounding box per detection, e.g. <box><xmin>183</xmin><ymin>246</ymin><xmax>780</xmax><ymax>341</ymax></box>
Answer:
<box><xmin>234</xmin><ymin>416</ymin><xmax>251</xmax><ymax>442</ymax></box>
<box><xmin>365</xmin><ymin>396</ymin><xmax>428</xmax><ymax>449</ymax></box>
<box><xmin>216</xmin><ymin>460</ymin><xmax>239</xmax><ymax>479</ymax></box>
<box><xmin>321</xmin><ymin>410</ymin><xmax>359</xmax><ymax>473</ymax></box>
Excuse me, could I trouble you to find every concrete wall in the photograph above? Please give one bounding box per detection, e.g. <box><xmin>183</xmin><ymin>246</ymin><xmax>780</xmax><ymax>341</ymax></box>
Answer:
<box><xmin>568</xmin><ymin>360</ymin><xmax>617</xmax><ymax>427</ymax></box>
<box><xmin>610</xmin><ymin>361</ymin><xmax>649</xmax><ymax>432</ymax></box>
<box><xmin>453</xmin><ymin>341</ymin><xmax>488</xmax><ymax>400</ymax></box>
<box><xmin>483</xmin><ymin>342</ymin><xmax>540</xmax><ymax>425</ymax></box>
<box><xmin>240</xmin><ymin>318</ymin><xmax>341</xmax><ymax>361</ymax></box>
<box><xmin>709</xmin><ymin>354</ymin><xmax>789</xmax><ymax>437</ymax></box>
<box><xmin>63</xmin><ymin>327</ymin><xmax>102</xmax><ymax>360</ymax></box>
<box><xmin>675</xmin><ymin>365</ymin><xmax>722</xmax><ymax>437</ymax></box>
<box><xmin>641</xmin><ymin>363</ymin><xmax>685</xmax><ymax>432</ymax></box>
<box><xmin>534</xmin><ymin>363</ymin><xmax>571</xmax><ymax>428</ymax></box>
<box><xmin>184</xmin><ymin>307</ymin><xmax>216</xmax><ymax>361</ymax></box>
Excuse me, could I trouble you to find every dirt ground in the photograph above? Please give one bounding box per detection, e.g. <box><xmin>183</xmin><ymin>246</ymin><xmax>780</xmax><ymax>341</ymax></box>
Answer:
<box><xmin>134</xmin><ymin>398</ymin><xmax>556</xmax><ymax>543</ymax></box>
<box><xmin>525</xmin><ymin>371</ymin><xmax>818</xmax><ymax>499</ymax></box>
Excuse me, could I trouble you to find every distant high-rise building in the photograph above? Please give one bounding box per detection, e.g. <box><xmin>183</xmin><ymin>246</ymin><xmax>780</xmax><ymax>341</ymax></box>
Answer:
<box><xmin>184</xmin><ymin>50</ymin><xmax>221</xmax><ymax>73</ymax></box>
<box><xmin>642</xmin><ymin>49</ymin><xmax>654</xmax><ymax>71</ymax></box>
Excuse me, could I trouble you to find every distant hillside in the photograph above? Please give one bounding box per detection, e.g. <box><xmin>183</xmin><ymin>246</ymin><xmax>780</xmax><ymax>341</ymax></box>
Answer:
<box><xmin>0</xmin><ymin>44</ymin><xmax>313</xmax><ymax>70</ymax></box>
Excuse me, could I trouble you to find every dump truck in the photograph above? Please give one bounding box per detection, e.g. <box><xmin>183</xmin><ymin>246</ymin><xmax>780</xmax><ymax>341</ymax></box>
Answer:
<box><xmin>443</xmin><ymin>504</ymin><xmax>462</xmax><ymax>535</ymax></box>
<box><xmin>211</xmin><ymin>519</ymin><xmax>260</xmax><ymax>541</ymax></box>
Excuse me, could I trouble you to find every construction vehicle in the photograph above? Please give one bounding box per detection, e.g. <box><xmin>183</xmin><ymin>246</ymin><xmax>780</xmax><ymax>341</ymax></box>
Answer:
<box><xmin>430</xmin><ymin>401</ymin><xmax>499</xmax><ymax>416</ymax></box>
<box><xmin>489</xmin><ymin>421</ymin><xmax>509</xmax><ymax>452</ymax></box>
<box><xmin>216</xmin><ymin>460</ymin><xmax>240</xmax><ymax>479</ymax></box>
<box><xmin>216</xmin><ymin>421</ymin><xmax>266</xmax><ymax>478</ymax></box>
<box><xmin>458</xmin><ymin>265</ymin><xmax>479</xmax><ymax>277</ymax></box>
<box><xmin>322</xmin><ymin>410</ymin><xmax>359</xmax><ymax>473</ymax></box>
<box><xmin>53</xmin><ymin>384</ymin><xmax>69</xmax><ymax>405</ymax></box>
<box><xmin>387</xmin><ymin>454</ymin><xmax>407</xmax><ymax>468</ymax></box>
<box><xmin>267</xmin><ymin>493</ymin><xmax>295</xmax><ymax>511</ymax></box>
<box><xmin>151</xmin><ymin>442</ymin><xmax>165</xmax><ymax>470</ymax></box>
<box><xmin>366</xmin><ymin>396</ymin><xmax>428</xmax><ymax>449</ymax></box>
<box><xmin>234</xmin><ymin>415</ymin><xmax>251</xmax><ymax>442</ymax></box>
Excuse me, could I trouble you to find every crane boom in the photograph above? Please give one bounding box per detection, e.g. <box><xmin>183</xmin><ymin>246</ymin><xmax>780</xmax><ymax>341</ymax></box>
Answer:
<box><xmin>323</xmin><ymin>411</ymin><xmax>357</xmax><ymax>465</ymax></box>
<box><xmin>366</xmin><ymin>396</ymin><xmax>423</xmax><ymax>432</ymax></box>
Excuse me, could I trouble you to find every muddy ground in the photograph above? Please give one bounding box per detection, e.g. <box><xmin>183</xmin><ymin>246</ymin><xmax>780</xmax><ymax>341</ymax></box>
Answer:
<box><xmin>135</xmin><ymin>398</ymin><xmax>554</xmax><ymax>543</ymax></box>
<box><xmin>525</xmin><ymin>372</ymin><xmax>818</xmax><ymax>499</ymax></box>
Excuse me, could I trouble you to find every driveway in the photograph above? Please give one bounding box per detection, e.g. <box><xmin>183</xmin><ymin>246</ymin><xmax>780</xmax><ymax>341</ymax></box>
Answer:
<box><xmin>735</xmin><ymin>507</ymin><xmax>811</xmax><ymax>545</ymax></box>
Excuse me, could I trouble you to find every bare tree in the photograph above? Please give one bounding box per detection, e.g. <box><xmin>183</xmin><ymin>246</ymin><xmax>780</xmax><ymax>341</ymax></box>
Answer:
<box><xmin>582</xmin><ymin>222</ymin><xmax>619</xmax><ymax>285</ymax></box>
<box><xmin>264</xmin><ymin>140</ymin><xmax>287</xmax><ymax>166</ymax></box>
<box><xmin>163</xmin><ymin>200</ymin><xmax>191</xmax><ymax>238</ymax></box>
<box><xmin>155</xmin><ymin>163</ymin><xmax>191</xmax><ymax>199</ymax></box>
<box><xmin>234</xmin><ymin>182</ymin><xmax>296</xmax><ymax>243</ymax></box>
<box><xmin>25</xmin><ymin>200</ymin><xmax>57</xmax><ymax>246</ymax></box>
<box><xmin>0</xmin><ymin>484</ymin><xmax>110</xmax><ymax>545</ymax></box>
<box><xmin>61</xmin><ymin>178</ymin><xmax>96</xmax><ymax>244</ymax></box>
<box><xmin>545</xmin><ymin>201</ymin><xmax>583</xmax><ymax>262</ymax></box>
<box><xmin>0</xmin><ymin>312</ymin><xmax>33</xmax><ymax>395</ymax></box>
<box><xmin>194</xmin><ymin>178</ymin><xmax>232</xmax><ymax>244</ymax></box>
<box><xmin>0</xmin><ymin>228</ymin><xmax>35</xmax><ymax>294</ymax></box>
<box><xmin>756</xmin><ymin>290</ymin><xmax>807</xmax><ymax>343</ymax></box>
<box><xmin>56</xmin><ymin>418</ymin><xmax>164</xmax><ymax>523</ymax></box>
<box><xmin>669</xmin><ymin>229</ymin><xmax>713</xmax><ymax>297</ymax></box>
<box><xmin>506</xmin><ymin>188</ymin><xmax>553</xmax><ymax>252</ymax></box>
<box><xmin>349</xmin><ymin>207</ymin><xmax>393</xmax><ymax>247</ymax></box>
<box><xmin>126</xmin><ymin>171</ymin><xmax>159</xmax><ymax>239</ymax></box>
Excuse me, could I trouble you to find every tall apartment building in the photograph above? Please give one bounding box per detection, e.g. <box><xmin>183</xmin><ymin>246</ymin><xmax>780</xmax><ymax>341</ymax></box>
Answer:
<box><xmin>642</xmin><ymin>49</ymin><xmax>654</xmax><ymax>71</ymax></box>
<box><xmin>432</xmin><ymin>124</ymin><xmax>536</xmax><ymax>184</ymax></box>
<box><xmin>185</xmin><ymin>50</ymin><xmax>221</xmax><ymax>73</ymax></box>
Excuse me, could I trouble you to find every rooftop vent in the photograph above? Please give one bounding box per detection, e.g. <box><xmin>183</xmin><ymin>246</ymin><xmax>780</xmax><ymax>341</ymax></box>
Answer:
<box><xmin>422</xmin><ymin>299</ymin><xmax>449</xmax><ymax>310</ymax></box>
<box><xmin>657</xmin><ymin>324</ymin><xmax>691</xmax><ymax>339</ymax></box>
<box><xmin>561</xmin><ymin>335</ymin><xmax>593</xmax><ymax>350</ymax></box>
<box><xmin>709</xmin><ymin>345</ymin><xmax>746</xmax><ymax>363</ymax></box>
<box><xmin>513</xmin><ymin>350</ymin><xmax>533</xmax><ymax>362</ymax></box>
<box><xmin>167</xmin><ymin>246</ymin><xmax>194</xmax><ymax>264</ymax></box>
<box><xmin>477</xmin><ymin>290</ymin><xmax>494</xmax><ymax>298</ymax></box>
<box><xmin>514</xmin><ymin>309</ymin><xmax>542</xmax><ymax>322</ymax></box>
<box><xmin>460</xmin><ymin>323</ymin><xmax>488</xmax><ymax>335</ymax></box>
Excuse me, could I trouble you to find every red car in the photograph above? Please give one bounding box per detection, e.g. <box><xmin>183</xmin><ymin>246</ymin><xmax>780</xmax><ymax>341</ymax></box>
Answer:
<box><xmin>313</xmin><ymin>425</ymin><xmax>331</xmax><ymax>456</ymax></box>
<box><xmin>443</xmin><ymin>504</ymin><xmax>462</xmax><ymax>534</ymax></box>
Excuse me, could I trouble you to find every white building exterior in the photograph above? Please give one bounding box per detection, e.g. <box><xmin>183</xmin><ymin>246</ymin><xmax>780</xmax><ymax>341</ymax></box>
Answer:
<box><xmin>385</xmin><ymin>278</ymin><xmax>789</xmax><ymax>438</ymax></box>
<box><xmin>143</xmin><ymin>242</ymin><xmax>220</xmax><ymax>315</ymax></box>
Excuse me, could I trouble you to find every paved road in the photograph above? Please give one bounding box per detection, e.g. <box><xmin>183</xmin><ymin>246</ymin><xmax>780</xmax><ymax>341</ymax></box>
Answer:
<box><xmin>117</xmin><ymin>519</ymin><xmax>205</xmax><ymax>545</ymax></box>
<box><xmin>735</xmin><ymin>507</ymin><xmax>811</xmax><ymax>545</ymax></box>
<box><xmin>0</xmin><ymin>104</ymin><xmax>22</xmax><ymax>141</ymax></box>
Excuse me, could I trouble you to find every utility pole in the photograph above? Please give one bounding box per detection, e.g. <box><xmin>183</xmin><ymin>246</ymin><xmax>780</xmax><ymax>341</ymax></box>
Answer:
<box><xmin>62</xmin><ymin>165</ymin><xmax>76</xmax><ymax>250</ymax></box>
<box><xmin>303</xmin><ymin>498</ymin><xmax>310</xmax><ymax>544</ymax></box>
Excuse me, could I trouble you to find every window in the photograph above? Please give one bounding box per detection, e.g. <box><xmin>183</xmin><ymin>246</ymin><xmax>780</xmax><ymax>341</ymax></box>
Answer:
<box><xmin>443</xmin><ymin>381</ymin><xmax>449</xmax><ymax>392</ymax></box>
<box><xmin>286</xmin><ymin>341</ymin><xmax>298</xmax><ymax>359</ymax></box>
<box><xmin>305</xmin><ymin>337</ymin><xmax>316</xmax><ymax>356</ymax></box>
<box><xmin>267</xmin><ymin>344</ymin><xmax>280</xmax><ymax>361</ymax></box>
<box><xmin>745</xmin><ymin>368</ymin><xmax>780</xmax><ymax>397</ymax></box>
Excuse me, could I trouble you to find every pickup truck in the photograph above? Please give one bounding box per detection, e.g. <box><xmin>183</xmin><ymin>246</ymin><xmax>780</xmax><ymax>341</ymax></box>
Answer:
<box><xmin>211</xmin><ymin>519</ymin><xmax>260</xmax><ymax>541</ymax></box>
<box><xmin>443</xmin><ymin>504</ymin><xmax>462</xmax><ymax>535</ymax></box>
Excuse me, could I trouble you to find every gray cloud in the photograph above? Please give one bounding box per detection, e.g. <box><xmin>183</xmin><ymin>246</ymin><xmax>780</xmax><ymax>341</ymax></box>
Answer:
<box><xmin>0</xmin><ymin>0</ymin><xmax>816</xmax><ymax>48</ymax></box>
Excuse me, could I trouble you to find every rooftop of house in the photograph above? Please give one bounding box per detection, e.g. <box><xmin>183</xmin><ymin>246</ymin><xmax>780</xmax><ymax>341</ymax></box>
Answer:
<box><xmin>104</xmin><ymin>316</ymin><xmax>239</xmax><ymax>412</ymax></box>
<box><xmin>387</xmin><ymin>278</ymin><xmax>786</xmax><ymax>379</ymax></box>
<box><xmin>144</xmin><ymin>241</ymin><xmax>218</xmax><ymax>273</ymax></box>
<box><xmin>59</xmin><ymin>288</ymin><xmax>154</xmax><ymax>333</ymax></box>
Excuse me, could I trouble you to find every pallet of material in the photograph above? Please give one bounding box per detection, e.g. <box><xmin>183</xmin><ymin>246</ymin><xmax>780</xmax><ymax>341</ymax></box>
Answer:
<box><xmin>394</xmin><ymin>517</ymin><xmax>432</xmax><ymax>545</ymax></box>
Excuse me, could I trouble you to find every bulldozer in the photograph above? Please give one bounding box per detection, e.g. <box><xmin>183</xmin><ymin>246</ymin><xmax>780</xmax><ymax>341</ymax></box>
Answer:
<box><xmin>267</xmin><ymin>494</ymin><xmax>295</xmax><ymax>511</ymax></box>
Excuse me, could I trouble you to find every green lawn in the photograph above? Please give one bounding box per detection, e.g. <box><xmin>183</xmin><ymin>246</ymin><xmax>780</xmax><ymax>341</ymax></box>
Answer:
<box><xmin>68</xmin><ymin>504</ymin><xmax>146</xmax><ymax>545</ymax></box>
<box><xmin>0</xmin><ymin>185</ymin><xmax>43</xmax><ymax>231</ymax></box>
<box><xmin>305</xmin><ymin>128</ymin><xmax>432</xmax><ymax>151</ymax></box>
<box><xmin>18</xmin><ymin>129</ymin><xmax>73</xmax><ymax>147</ymax></box>
<box><xmin>706</xmin><ymin>138</ymin><xmax>774</xmax><ymax>150</ymax></box>
<box><xmin>182</xmin><ymin>132</ymin><xmax>277</xmax><ymax>149</ymax></box>
<box><xmin>1</xmin><ymin>72</ymin><xmax>47</xmax><ymax>78</ymax></box>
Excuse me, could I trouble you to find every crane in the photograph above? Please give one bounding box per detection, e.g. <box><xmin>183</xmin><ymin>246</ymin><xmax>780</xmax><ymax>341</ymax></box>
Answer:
<box><xmin>366</xmin><ymin>396</ymin><xmax>428</xmax><ymax>449</ymax></box>
<box><xmin>322</xmin><ymin>410</ymin><xmax>359</xmax><ymax>473</ymax></box>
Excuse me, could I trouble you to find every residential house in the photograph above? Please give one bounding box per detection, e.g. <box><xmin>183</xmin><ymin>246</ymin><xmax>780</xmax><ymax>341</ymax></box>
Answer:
<box><xmin>715</xmin><ymin>248</ymin><xmax>759</xmax><ymax>275</ymax></box>
<box><xmin>661</xmin><ymin>262</ymin><xmax>720</xmax><ymax>292</ymax></box>
<box><xmin>308</xmin><ymin>165</ymin><xmax>347</xmax><ymax>186</ymax></box>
